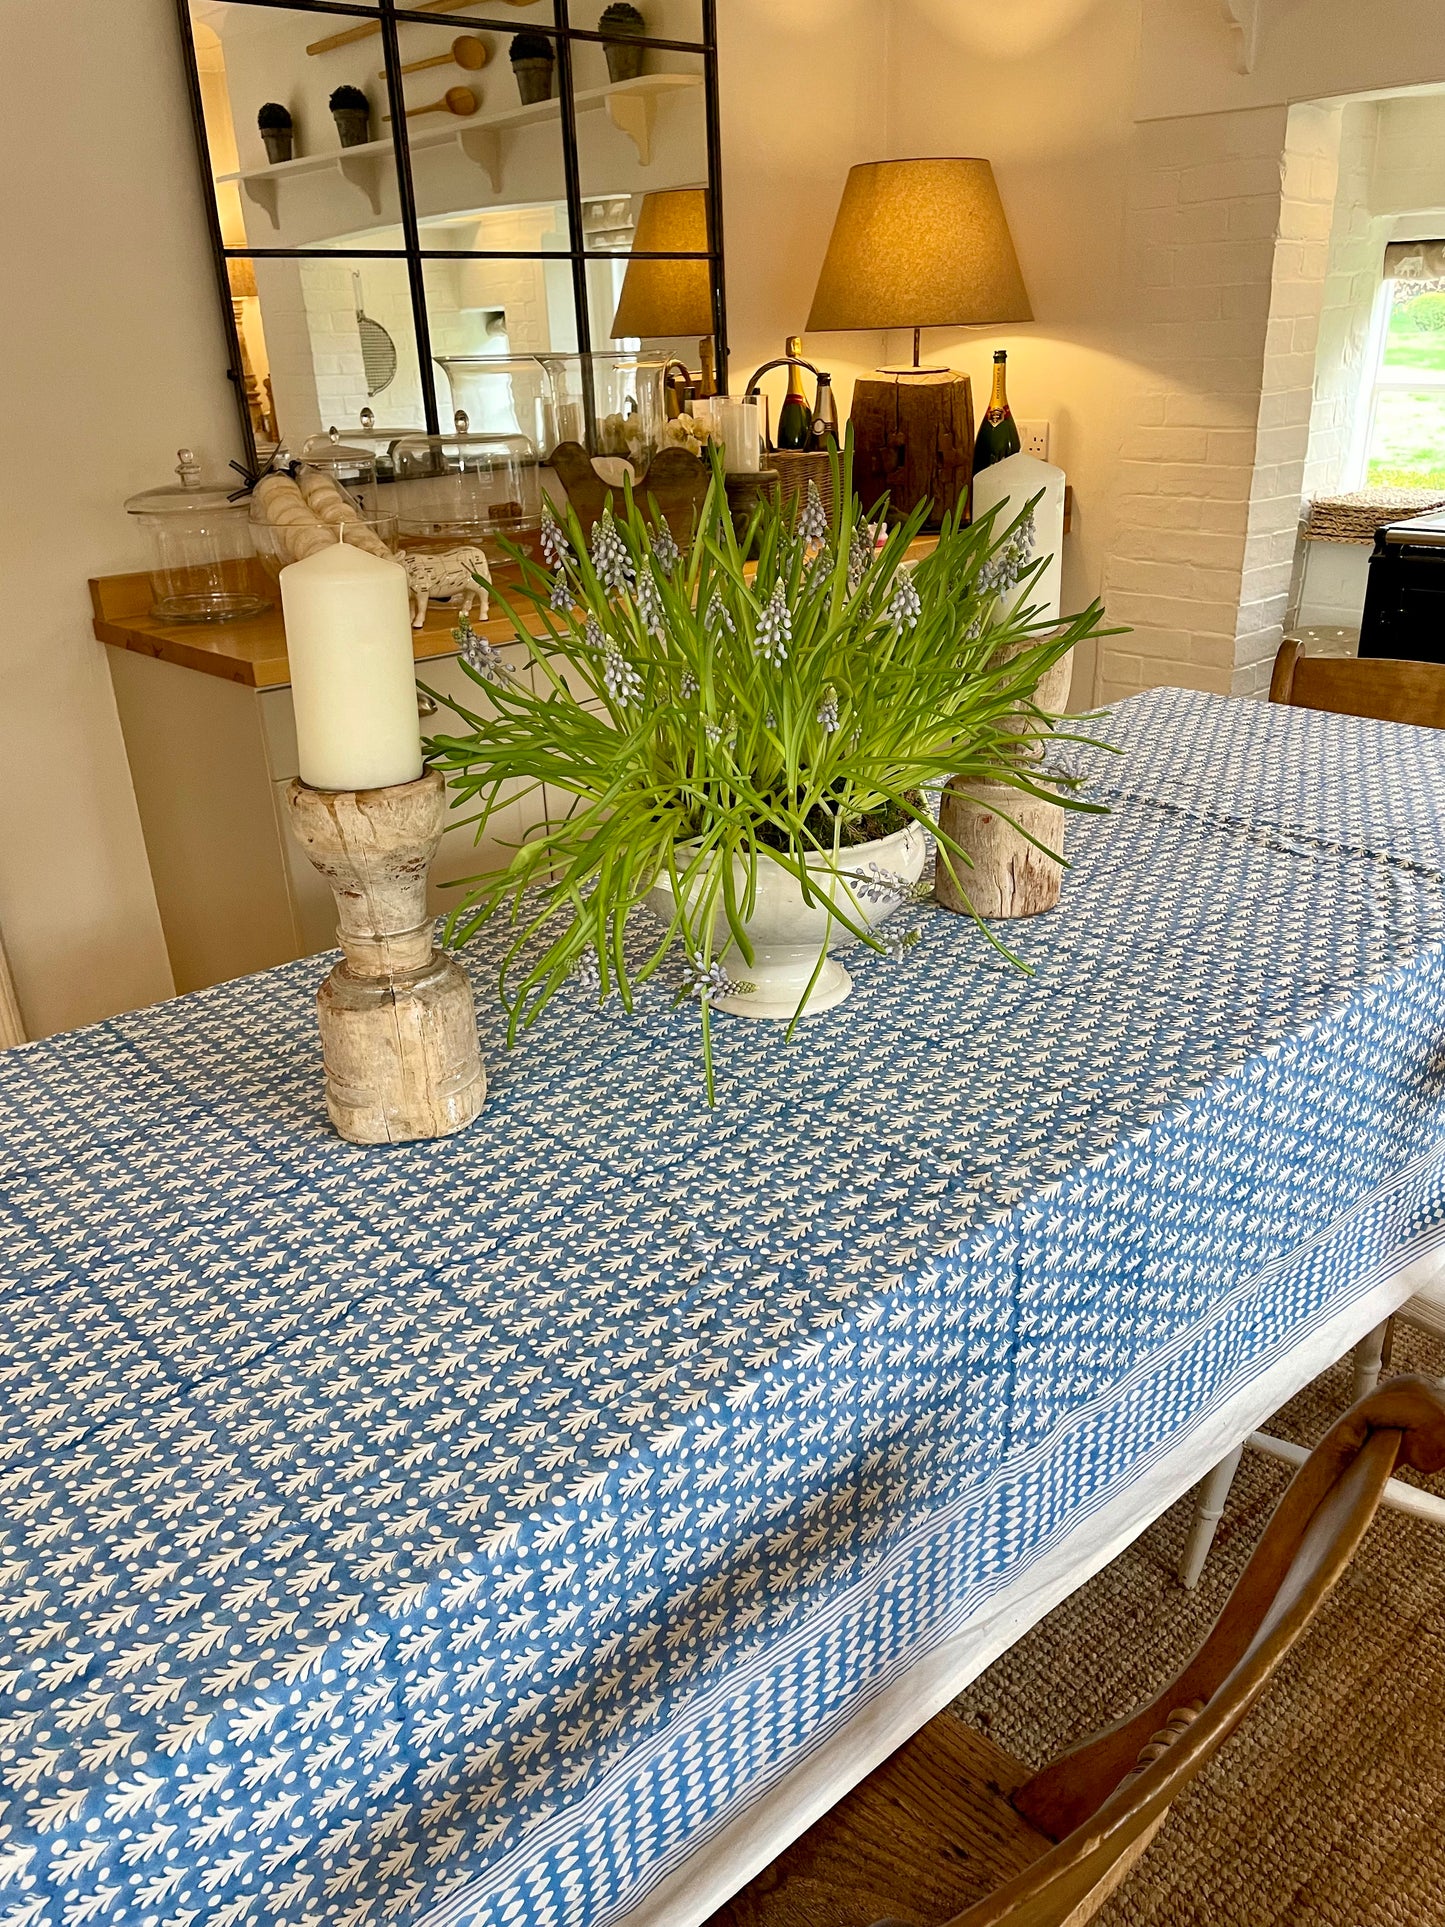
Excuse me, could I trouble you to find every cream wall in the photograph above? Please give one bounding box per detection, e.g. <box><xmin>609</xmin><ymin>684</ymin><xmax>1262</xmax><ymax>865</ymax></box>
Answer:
<box><xmin>884</xmin><ymin>0</ymin><xmax>1145</xmax><ymax>703</ymax></box>
<box><xmin>715</xmin><ymin>0</ymin><xmax>891</xmax><ymax>411</ymax></box>
<box><xmin>0</xmin><ymin>0</ymin><xmax>241</xmax><ymax>1039</ymax></box>
<box><xmin>1137</xmin><ymin>0</ymin><xmax>1445</xmax><ymax>121</ymax></box>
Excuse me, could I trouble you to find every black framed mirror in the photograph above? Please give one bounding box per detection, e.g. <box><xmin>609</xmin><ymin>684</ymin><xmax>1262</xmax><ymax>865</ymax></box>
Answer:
<box><xmin>176</xmin><ymin>0</ymin><xmax>727</xmax><ymax>469</ymax></box>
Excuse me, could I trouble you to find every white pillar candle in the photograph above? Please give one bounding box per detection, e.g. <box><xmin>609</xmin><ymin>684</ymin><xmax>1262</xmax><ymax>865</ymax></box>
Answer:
<box><xmin>281</xmin><ymin>537</ymin><xmax>423</xmax><ymax>792</ymax></box>
<box><xmin>696</xmin><ymin>397</ymin><xmax>762</xmax><ymax>474</ymax></box>
<box><xmin>970</xmin><ymin>452</ymin><xmax>1066</xmax><ymax>624</ymax></box>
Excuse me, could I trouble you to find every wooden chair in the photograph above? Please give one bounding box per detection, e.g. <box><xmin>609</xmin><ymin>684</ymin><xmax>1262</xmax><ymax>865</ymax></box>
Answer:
<box><xmin>707</xmin><ymin>1378</ymin><xmax>1445</xmax><ymax>1927</ymax></box>
<box><xmin>1268</xmin><ymin>636</ymin><xmax>1445</xmax><ymax>729</ymax></box>
<box><xmin>1178</xmin><ymin>639</ymin><xmax>1445</xmax><ymax>1586</ymax></box>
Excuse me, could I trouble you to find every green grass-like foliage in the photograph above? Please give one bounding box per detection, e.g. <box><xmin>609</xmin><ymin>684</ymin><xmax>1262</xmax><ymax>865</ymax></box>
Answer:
<box><xmin>425</xmin><ymin>437</ymin><xmax>1113</xmax><ymax>1099</ymax></box>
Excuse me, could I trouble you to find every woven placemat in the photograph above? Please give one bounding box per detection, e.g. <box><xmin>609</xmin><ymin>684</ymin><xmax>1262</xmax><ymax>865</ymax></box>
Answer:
<box><xmin>1304</xmin><ymin>489</ymin><xmax>1445</xmax><ymax>543</ymax></box>
<box><xmin>954</xmin><ymin>1327</ymin><xmax>1445</xmax><ymax>1926</ymax></box>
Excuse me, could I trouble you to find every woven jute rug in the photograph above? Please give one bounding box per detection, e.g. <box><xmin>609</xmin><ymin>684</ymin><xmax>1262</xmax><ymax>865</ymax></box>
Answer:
<box><xmin>954</xmin><ymin>1327</ymin><xmax>1445</xmax><ymax>1927</ymax></box>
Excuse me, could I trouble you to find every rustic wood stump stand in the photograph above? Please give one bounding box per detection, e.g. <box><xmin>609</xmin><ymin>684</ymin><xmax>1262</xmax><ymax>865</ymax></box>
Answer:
<box><xmin>285</xmin><ymin>770</ymin><xmax>486</xmax><ymax>1144</ymax></box>
<box><xmin>849</xmin><ymin>372</ymin><xmax>973</xmax><ymax>528</ymax></box>
<box><xmin>935</xmin><ymin>780</ymin><xmax>1065</xmax><ymax>920</ymax></box>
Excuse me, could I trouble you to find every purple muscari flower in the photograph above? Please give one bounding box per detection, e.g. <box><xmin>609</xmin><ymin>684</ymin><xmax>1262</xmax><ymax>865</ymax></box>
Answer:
<box><xmin>704</xmin><ymin>718</ymin><xmax>724</xmax><ymax>745</ymax></box>
<box><xmin>816</xmin><ymin>684</ymin><xmax>839</xmax><ymax>734</ymax></box>
<box><xmin>679</xmin><ymin>670</ymin><xmax>699</xmax><ymax>700</ymax></box>
<box><xmin>978</xmin><ymin>514</ymin><xmax>1037</xmax><ymax>596</ymax></box>
<box><xmin>798</xmin><ymin>480</ymin><xmax>829</xmax><ymax>546</ymax></box>
<box><xmin>705</xmin><ymin>589</ymin><xmax>735</xmax><ymax>636</ymax></box>
<box><xmin>540</xmin><ymin>504</ymin><xmax>570</xmax><ymax>569</ymax></box>
<box><xmin>456</xmin><ymin>617</ymin><xmax>510</xmax><ymax>683</ymax></box>
<box><xmin>851</xmin><ymin>862</ymin><xmax>906</xmax><ymax>904</ymax></box>
<box><xmin>603</xmin><ymin>645</ymin><xmax>643</xmax><ymax>707</ymax></box>
<box><xmin>582</xmin><ymin>614</ymin><xmax>608</xmax><ymax>654</ymax></box>
<box><xmin>883</xmin><ymin>928</ymin><xmax>922</xmax><ymax>962</ymax></box>
<box><xmin>549</xmin><ymin>566</ymin><xmax>573</xmax><ymax>613</ymax></box>
<box><xmin>650</xmin><ymin>519</ymin><xmax>681</xmax><ymax>573</ymax></box>
<box><xmin>852</xmin><ymin>861</ymin><xmax>928</xmax><ymax>907</ymax></box>
<box><xmin>635</xmin><ymin>568</ymin><xmax>666</xmax><ymax>637</ymax></box>
<box><xmin>846</xmin><ymin>527</ymin><xmax>873</xmax><ymax>593</ymax></box>
<box><xmin>686</xmin><ymin>959</ymin><xmax>752</xmax><ymax>1003</ymax></box>
<box><xmin>573</xmin><ymin>950</ymin><xmax>601</xmax><ymax>992</ymax></box>
<box><xmin>886</xmin><ymin>571</ymin><xmax>922</xmax><ymax>630</ymax></box>
<box><xmin>591</xmin><ymin>509</ymin><xmax>635</xmax><ymax>594</ymax></box>
<box><xmin>754</xmin><ymin>581</ymin><xmax>791</xmax><ymax>666</ymax></box>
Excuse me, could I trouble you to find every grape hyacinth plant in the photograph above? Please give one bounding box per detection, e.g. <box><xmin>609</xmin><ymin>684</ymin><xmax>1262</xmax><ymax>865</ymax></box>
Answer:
<box><xmin>426</xmin><ymin>436</ymin><xmax>1111</xmax><ymax>1100</ymax></box>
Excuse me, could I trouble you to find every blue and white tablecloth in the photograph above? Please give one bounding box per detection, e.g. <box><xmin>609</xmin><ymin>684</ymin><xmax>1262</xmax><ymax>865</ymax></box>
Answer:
<box><xmin>3</xmin><ymin>686</ymin><xmax>1445</xmax><ymax>1927</ymax></box>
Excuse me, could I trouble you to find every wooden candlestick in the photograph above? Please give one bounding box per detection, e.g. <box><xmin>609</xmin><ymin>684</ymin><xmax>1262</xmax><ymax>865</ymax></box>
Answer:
<box><xmin>935</xmin><ymin>780</ymin><xmax>1065</xmax><ymax>920</ymax></box>
<box><xmin>285</xmin><ymin>770</ymin><xmax>486</xmax><ymax>1144</ymax></box>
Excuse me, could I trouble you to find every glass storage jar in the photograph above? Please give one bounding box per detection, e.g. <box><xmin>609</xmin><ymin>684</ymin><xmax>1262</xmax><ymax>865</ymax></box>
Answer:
<box><xmin>536</xmin><ymin>353</ymin><xmax>673</xmax><ymax>470</ymax></box>
<box><xmin>434</xmin><ymin>357</ymin><xmax>558</xmax><ymax>461</ymax></box>
<box><xmin>124</xmin><ymin>450</ymin><xmax>269</xmax><ymax>623</ymax></box>
<box><xmin>388</xmin><ymin>431</ymin><xmax>541</xmax><ymax>554</ymax></box>
<box><xmin>297</xmin><ymin>431</ymin><xmax>382</xmax><ymax>513</ymax></box>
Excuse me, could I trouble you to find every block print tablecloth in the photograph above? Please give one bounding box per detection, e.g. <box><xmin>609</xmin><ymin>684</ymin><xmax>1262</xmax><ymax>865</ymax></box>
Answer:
<box><xmin>2</xmin><ymin>687</ymin><xmax>1445</xmax><ymax>1927</ymax></box>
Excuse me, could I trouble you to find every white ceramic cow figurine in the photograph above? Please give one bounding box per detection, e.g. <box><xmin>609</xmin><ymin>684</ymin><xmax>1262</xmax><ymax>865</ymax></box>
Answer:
<box><xmin>401</xmin><ymin>545</ymin><xmax>491</xmax><ymax>630</ymax></box>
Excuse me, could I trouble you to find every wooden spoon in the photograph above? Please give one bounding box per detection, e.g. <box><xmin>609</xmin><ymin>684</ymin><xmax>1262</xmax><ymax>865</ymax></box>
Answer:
<box><xmin>382</xmin><ymin>35</ymin><xmax>489</xmax><ymax>78</ymax></box>
<box><xmin>385</xmin><ymin>86</ymin><xmax>479</xmax><ymax>122</ymax></box>
<box><xmin>308</xmin><ymin>0</ymin><xmax>529</xmax><ymax>56</ymax></box>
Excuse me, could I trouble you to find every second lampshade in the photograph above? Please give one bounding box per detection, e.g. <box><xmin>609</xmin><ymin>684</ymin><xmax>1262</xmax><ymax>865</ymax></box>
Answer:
<box><xmin>610</xmin><ymin>187</ymin><xmax>714</xmax><ymax>340</ymax></box>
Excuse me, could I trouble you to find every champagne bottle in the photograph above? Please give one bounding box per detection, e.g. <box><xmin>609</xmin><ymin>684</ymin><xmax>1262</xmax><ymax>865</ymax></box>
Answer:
<box><xmin>973</xmin><ymin>349</ymin><xmax>1021</xmax><ymax>473</ymax></box>
<box><xmin>776</xmin><ymin>336</ymin><xmax>813</xmax><ymax>451</ymax></box>
<box><xmin>811</xmin><ymin>372</ymin><xmax>839</xmax><ymax>450</ymax></box>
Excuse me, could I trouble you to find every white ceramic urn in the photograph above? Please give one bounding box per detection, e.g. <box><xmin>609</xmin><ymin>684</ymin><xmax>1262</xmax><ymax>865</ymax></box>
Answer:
<box><xmin>646</xmin><ymin>821</ymin><xmax>927</xmax><ymax>1021</ymax></box>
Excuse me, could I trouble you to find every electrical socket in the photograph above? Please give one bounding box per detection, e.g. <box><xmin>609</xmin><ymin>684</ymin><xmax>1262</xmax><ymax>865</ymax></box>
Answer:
<box><xmin>1020</xmin><ymin>419</ymin><xmax>1051</xmax><ymax>461</ymax></box>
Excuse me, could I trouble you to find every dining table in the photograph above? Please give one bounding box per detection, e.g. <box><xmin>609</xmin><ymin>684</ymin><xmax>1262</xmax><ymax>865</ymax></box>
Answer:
<box><xmin>2</xmin><ymin>684</ymin><xmax>1444</xmax><ymax>1927</ymax></box>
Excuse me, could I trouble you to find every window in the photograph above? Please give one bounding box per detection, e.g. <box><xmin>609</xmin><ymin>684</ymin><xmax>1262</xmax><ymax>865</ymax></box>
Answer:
<box><xmin>1363</xmin><ymin>239</ymin><xmax>1445</xmax><ymax>489</ymax></box>
<box><xmin>179</xmin><ymin>1</ymin><xmax>726</xmax><ymax>469</ymax></box>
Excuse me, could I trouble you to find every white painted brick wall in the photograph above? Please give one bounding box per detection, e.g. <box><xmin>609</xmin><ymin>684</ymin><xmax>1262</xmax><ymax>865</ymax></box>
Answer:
<box><xmin>1097</xmin><ymin>96</ymin><xmax>1379</xmax><ymax>705</ymax></box>
<box><xmin>1097</xmin><ymin>104</ymin><xmax>1286</xmax><ymax>703</ymax></box>
<box><xmin>1301</xmin><ymin>101</ymin><xmax>1384</xmax><ymax>504</ymax></box>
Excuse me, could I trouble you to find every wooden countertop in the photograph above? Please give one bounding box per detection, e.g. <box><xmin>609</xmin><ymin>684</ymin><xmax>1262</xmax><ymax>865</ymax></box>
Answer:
<box><xmin>90</xmin><ymin>567</ymin><xmax>513</xmax><ymax>691</ymax></box>
<box><xmin>90</xmin><ymin>522</ymin><xmax>1060</xmax><ymax>690</ymax></box>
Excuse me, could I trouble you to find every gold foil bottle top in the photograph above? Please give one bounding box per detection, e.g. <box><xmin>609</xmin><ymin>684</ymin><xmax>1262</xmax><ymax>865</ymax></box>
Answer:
<box><xmin>785</xmin><ymin>335</ymin><xmax>804</xmax><ymax>359</ymax></box>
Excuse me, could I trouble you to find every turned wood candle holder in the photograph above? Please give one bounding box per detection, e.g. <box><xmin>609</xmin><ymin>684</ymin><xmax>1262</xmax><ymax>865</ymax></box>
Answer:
<box><xmin>285</xmin><ymin>769</ymin><xmax>486</xmax><ymax>1144</ymax></box>
<box><xmin>935</xmin><ymin>780</ymin><xmax>1065</xmax><ymax>920</ymax></box>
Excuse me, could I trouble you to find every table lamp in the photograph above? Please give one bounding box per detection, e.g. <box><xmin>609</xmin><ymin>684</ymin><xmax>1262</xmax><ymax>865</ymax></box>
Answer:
<box><xmin>610</xmin><ymin>187</ymin><xmax>717</xmax><ymax>397</ymax></box>
<box><xmin>807</xmin><ymin>158</ymin><xmax>1031</xmax><ymax>522</ymax></box>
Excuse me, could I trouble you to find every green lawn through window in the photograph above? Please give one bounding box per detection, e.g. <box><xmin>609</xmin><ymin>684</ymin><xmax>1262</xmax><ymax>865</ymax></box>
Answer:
<box><xmin>1368</xmin><ymin>284</ymin><xmax>1445</xmax><ymax>487</ymax></box>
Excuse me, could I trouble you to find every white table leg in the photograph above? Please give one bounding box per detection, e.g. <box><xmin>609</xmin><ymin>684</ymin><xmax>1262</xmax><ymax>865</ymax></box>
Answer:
<box><xmin>1177</xmin><ymin>1444</ymin><xmax>1244</xmax><ymax>1591</ymax></box>
<box><xmin>1352</xmin><ymin>1317</ymin><xmax>1391</xmax><ymax>1401</ymax></box>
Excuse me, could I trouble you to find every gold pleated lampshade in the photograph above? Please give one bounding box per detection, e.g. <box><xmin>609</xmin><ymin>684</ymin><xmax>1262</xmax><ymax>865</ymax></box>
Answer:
<box><xmin>807</xmin><ymin>159</ymin><xmax>1031</xmax><ymax>333</ymax></box>
<box><xmin>610</xmin><ymin>188</ymin><xmax>714</xmax><ymax>339</ymax></box>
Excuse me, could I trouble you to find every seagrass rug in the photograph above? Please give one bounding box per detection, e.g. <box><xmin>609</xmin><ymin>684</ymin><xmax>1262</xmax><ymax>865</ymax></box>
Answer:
<box><xmin>953</xmin><ymin>1327</ymin><xmax>1445</xmax><ymax>1927</ymax></box>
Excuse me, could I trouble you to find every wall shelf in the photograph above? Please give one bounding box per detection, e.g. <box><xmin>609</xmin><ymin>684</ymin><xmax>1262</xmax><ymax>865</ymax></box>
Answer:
<box><xmin>217</xmin><ymin>75</ymin><xmax>702</xmax><ymax>233</ymax></box>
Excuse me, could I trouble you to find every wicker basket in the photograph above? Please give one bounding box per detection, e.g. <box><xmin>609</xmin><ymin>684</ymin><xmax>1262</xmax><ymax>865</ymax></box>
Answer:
<box><xmin>769</xmin><ymin>449</ymin><xmax>836</xmax><ymax>524</ymax></box>
<box><xmin>1304</xmin><ymin>488</ymin><xmax>1445</xmax><ymax>544</ymax></box>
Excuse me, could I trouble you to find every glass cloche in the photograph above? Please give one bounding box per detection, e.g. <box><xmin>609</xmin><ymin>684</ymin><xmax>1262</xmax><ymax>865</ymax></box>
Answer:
<box><xmin>388</xmin><ymin>430</ymin><xmax>542</xmax><ymax>553</ymax></box>
<box><xmin>124</xmin><ymin>450</ymin><xmax>269</xmax><ymax>623</ymax></box>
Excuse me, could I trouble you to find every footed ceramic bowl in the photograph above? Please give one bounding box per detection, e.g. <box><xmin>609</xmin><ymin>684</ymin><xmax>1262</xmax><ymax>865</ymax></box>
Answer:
<box><xmin>646</xmin><ymin>821</ymin><xmax>927</xmax><ymax>1020</ymax></box>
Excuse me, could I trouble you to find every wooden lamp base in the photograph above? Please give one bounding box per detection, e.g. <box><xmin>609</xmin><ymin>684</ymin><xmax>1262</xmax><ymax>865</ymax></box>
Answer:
<box><xmin>849</xmin><ymin>372</ymin><xmax>974</xmax><ymax>528</ymax></box>
<box><xmin>285</xmin><ymin>770</ymin><xmax>486</xmax><ymax>1145</ymax></box>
